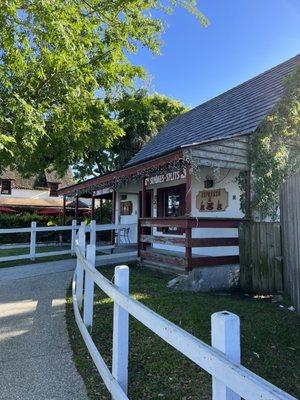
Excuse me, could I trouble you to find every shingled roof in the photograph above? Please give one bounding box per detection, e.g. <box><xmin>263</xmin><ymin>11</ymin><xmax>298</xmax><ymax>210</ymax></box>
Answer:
<box><xmin>0</xmin><ymin>168</ymin><xmax>75</xmax><ymax>190</ymax></box>
<box><xmin>127</xmin><ymin>54</ymin><xmax>300</xmax><ymax>167</ymax></box>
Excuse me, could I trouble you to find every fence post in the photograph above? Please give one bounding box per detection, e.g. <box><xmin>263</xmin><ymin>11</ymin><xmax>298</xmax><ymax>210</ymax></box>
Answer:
<box><xmin>112</xmin><ymin>265</ymin><xmax>129</xmax><ymax>396</ymax></box>
<box><xmin>71</xmin><ymin>219</ymin><xmax>77</xmax><ymax>256</ymax></box>
<box><xmin>90</xmin><ymin>220</ymin><xmax>96</xmax><ymax>246</ymax></box>
<box><xmin>83</xmin><ymin>244</ymin><xmax>96</xmax><ymax>330</ymax></box>
<box><xmin>30</xmin><ymin>221</ymin><xmax>37</xmax><ymax>260</ymax></box>
<box><xmin>76</xmin><ymin>222</ymin><xmax>86</xmax><ymax>309</ymax></box>
<box><xmin>211</xmin><ymin>311</ymin><xmax>241</xmax><ymax>400</ymax></box>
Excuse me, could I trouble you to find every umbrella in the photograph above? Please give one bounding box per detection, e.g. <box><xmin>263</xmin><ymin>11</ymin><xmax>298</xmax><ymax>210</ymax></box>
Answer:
<box><xmin>0</xmin><ymin>206</ymin><xmax>18</xmax><ymax>213</ymax></box>
<box><xmin>36</xmin><ymin>208</ymin><xmax>63</xmax><ymax>215</ymax></box>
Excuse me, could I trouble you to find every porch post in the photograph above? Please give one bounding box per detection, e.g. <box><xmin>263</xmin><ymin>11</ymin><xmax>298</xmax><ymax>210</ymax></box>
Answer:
<box><xmin>140</xmin><ymin>177</ymin><xmax>147</xmax><ymax>251</ymax></box>
<box><xmin>91</xmin><ymin>195</ymin><xmax>95</xmax><ymax>220</ymax></box>
<box><xmin>100</xmin><ymin>198</ymin><xmax>103</xmax><ymax>224</ymax></box>
<box><xmin>111</xmin><ymin>190</ymin><xmax>116</xmax><ymax>246</ymax></box>
<box><xmin>245</xmin><ymin>170</ymin><xmax>252</xmax><ymax>219</ymax></box>
<box><xmin>75</xmin><ymin>196</ymin><xmax>79</xmax><ymax>220</ymax></box>
<box><xmin>185</xmin><ymin>164</ymin><xmax>192</xmax><ymax>270</ymax></box>
<box><xmin>63</xmin><ymin>195</ymin><xmax>66</xmax><ymax>225</ymax></box>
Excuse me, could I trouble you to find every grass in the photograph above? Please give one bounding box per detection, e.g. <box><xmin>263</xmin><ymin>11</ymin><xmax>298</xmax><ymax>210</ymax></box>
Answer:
<box><xmin>66</xmin><ymin>264</ymin><xmax>300</xmax><ymax>400</ymax></box>
<box><xmin>0</xmin><ymin>245</ymin><xmax>73</xmax><ymax>268</ymax></box>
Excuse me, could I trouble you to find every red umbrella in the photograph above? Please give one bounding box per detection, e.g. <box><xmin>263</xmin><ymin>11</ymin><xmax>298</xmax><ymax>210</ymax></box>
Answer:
<box><xmin>36</xmin><ymin>208</ymin><xmax>63</xmax><ymax>215</ymax></box>
<box><xmin>0</xmin><ymin>206</ymin><xmax>18</xmax><ymax>213</ymax></box>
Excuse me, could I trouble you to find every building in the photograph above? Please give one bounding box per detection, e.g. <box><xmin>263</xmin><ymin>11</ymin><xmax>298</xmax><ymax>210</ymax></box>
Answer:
<box><xmin>0</xmin><ymin>168</ymin><xmax>88</xmax><ymax>216</ymax></box>
<box><xmin>58</xmin><ymin>54</ymin><xmax>300</xmax><ymax>285</ymax></box>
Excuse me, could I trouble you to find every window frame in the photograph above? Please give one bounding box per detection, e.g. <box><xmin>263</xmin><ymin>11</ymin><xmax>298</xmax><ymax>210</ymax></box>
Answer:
<box><xmin>1</xmin><ymin>179</ymin><xmax>12</xmax><ymax>195</ymax></box>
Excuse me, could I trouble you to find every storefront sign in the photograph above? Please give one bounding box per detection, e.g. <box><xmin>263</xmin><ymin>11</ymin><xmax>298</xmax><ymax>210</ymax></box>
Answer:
<box><xmin>145</xmin><ymin>169</ymin><xmax>186</xmax><ymax>187</ymax></box>
<box><xmin>94</xmin><ymin>188</ymin><xmax>112</xmax><ymax>196</ymax></box>
<box><xmin>196</xmin><ymin>188</ymin><xmax>228</xmax><ymax>212</ymax></box>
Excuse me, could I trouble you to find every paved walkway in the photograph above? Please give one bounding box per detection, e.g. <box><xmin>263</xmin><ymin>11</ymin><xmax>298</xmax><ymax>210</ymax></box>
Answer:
<box><xmin>0</xmin><ymin>260</ymin><xmax>89</xmax><ymax>400</ymax></box>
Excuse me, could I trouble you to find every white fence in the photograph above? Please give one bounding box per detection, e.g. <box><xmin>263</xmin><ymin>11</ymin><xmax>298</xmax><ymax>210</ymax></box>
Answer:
<box><xmin>73</xmin><ymin>228</ymin><xmax>296</xmax><ymax>400</ymax></box>
<box><xmin>0</xmin><ymin>221</ymin><xmax>138</xmax><ymax>264</ymax></box>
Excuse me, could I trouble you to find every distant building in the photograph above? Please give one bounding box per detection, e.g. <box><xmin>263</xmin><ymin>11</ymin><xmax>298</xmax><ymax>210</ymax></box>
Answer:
<box><xmin>0</xmin><ymin>168</ymin><xmax>88</xmax><ymax>215</ymax></box>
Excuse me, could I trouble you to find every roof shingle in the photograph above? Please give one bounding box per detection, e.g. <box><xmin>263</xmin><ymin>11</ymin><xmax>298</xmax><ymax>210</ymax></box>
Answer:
<box><xmin>127</xmin><ymin>54</ymin><xmax>300</xmax><ymax>166</ymax></box>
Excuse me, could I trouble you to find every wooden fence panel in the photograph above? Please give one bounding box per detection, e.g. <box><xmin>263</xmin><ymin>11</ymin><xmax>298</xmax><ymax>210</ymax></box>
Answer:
<box><xmin>239</xmin><ymin>222</ymin><xmax>283</xmax><ymax>293</ymax></box>
<box><xmin>280</xmin><ymin>173</ymin><xmax>300</xmax><ymax>313</ymax></box>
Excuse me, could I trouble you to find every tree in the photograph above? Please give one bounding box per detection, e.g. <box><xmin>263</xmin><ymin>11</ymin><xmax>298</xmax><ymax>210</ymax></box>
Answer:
<box><xmin>113</xmin><ymin>90</ymin><xmax>188</xmax><ymax>168</ymax></box>
<box><xmin>73</xmin><ymin>89</ymin><xmax>187</xmax><ymax>179</ymax></box>
<box><xmin>238</xmin><ymin>66</ymin><xmax>300</xmax><ymax>219</ymax></box>
<box><xmin>0</xmin><ymin>1</ymin><xmax>207</xmax><ymax>177</ymax></box>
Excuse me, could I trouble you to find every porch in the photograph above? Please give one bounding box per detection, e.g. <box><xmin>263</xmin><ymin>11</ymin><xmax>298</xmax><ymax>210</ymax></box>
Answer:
<box><xmin>138</xmin><ymin>216</ymin><xmax>241</xmax><ymax>273</ymax></box>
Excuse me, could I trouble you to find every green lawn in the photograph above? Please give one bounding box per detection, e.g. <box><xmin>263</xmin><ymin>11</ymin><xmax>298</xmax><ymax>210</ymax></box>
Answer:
<box><xmin>66</xmin><ymin>264</ymin><xmax>300</xmax><ymax>400</ymax></box>
<box><xmin>0</xmin><ymin>245</ymin><xmax>73</xmax><ymax>268</ymax></box>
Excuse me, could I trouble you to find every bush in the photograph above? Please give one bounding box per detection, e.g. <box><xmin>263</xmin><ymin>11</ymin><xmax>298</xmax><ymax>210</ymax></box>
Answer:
<box><xmin>0</xmin><ymin>213</ymin><xmax>71</xmax><ymax>244</ymax></box>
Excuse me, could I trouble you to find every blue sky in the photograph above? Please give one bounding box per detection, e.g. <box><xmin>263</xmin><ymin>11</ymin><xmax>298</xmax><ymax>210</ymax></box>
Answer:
<box><xmin>130</xmin><ymin>0</ymin><xmax>300</xmax><ymax>108</ymax></box>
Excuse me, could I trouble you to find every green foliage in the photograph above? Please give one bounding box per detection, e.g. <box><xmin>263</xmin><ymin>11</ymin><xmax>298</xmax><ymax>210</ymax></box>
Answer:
<box><xmin>0</xmin><ymin>1</ymin><xmax>207</xmax><ymax>177</ymax></box>
<box><xmin>239</xmin><ymin>66</ymin><xmax>300</xmax><ymax>219</ymax></box>
<box><xmin>112</xmin><ymin>89</ymin><xmax>188</xmax><ymax>168</ymax></box>
<box><xmin>0</xmin><ymin>212</ymin><xmax>60</xmax><ymax>243</ymax></box>
<box><xmin>74</xmin><ymin>89</ymin><xmax>188</xmax><ymax>179</ymax></box>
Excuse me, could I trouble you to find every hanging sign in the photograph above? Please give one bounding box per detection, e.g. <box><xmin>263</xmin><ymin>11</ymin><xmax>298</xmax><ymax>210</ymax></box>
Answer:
<box><xmin>196</xmin><ymin>188</ymin><xmax>228</xmax><ymax>212</ymax></box>
<box><xmin>145</xmin><ymin>169</ymin><xmax>186</xmax><ymax>187</ymax></box>
<box><xmin>94</xmin><ymin>188</ymin><xmax>113</xmax><ymax>196</ymax></box>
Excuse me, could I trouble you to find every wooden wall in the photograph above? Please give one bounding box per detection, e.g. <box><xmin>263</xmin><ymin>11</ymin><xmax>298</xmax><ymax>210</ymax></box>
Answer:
<box><xmin>186</xmin><ymin>135</ymin><xmax>249</xmax><ymax>171</ymax></box>
<box><xmin>239</xmin><ymin>222</ymin><xmax>283</xmax><ymax>293</ymax></box>
<box><xmin>280</xmin><ymin>173</ymin><xmax>300</xmax><ymax>313</ymax></box>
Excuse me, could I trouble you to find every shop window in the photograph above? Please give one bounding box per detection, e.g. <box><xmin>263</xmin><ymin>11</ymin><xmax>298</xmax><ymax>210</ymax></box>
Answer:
<box><xmin>1</xmin><ymin>179</ymin><xmax>12</xmax><ymax>195</ymax></box>
<box><xmin>48</xmin><ymin>182</ymin><xmax>59</xmax><ymax>197</ymax></box>
<box><xmin>157</xmin><ymin>184</ymin><xmax>186</xmax><ymax>233</ymax></box>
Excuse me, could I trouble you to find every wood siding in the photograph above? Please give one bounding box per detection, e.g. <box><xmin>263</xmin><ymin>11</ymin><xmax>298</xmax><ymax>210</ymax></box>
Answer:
<box><xmin>280</xmin><ymin>173</ymin><xmax>300</xmax><ymax>313</ymax></box>
<box><xmin>239</xmin><ymin>222</ymin><xmax>283</xmax><ymax>293</ymax></box>
<box><xmin>186</xmin><ymin>136</ymin><xmax>249</xmax><ymax>171</ymax></box>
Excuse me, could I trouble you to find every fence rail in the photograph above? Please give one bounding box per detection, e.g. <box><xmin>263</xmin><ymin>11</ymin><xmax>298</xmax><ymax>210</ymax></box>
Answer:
<box><xmin>0</xmin><ymin>221</ymin><xmax>138</xmax><ymax>265</ymax></box>
<box><xmin>73</xmin><ymin>228</ymin><xmax>296</xmax><ymax>400</ymax></box>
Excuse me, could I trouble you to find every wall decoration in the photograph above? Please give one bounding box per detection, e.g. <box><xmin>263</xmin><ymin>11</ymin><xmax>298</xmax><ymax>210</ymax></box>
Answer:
<box><xmin>196</xmin><ymin>189</ymin><xmax>228</xmax><ymax>212</ymax></box>
<box><xmin>121</xmin><ymin>201</ymin><xmax>133</xmax><ymax>216</ymax></box>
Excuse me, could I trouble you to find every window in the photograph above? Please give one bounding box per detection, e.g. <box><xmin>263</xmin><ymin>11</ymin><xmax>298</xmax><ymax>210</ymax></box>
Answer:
<box><xmin>1</xmin><ymin>179</ymin><xmax>12</xmax><ymax>195</ymax></box>
<box><xmin>48</xmin><ymin>182</ymin><xmax>59</xmax><ymax>197</ymax></box>
<box><xmin>157</xmin><ymin>184</ymin><xmax>186</xmax><ymax>233</ymax></box>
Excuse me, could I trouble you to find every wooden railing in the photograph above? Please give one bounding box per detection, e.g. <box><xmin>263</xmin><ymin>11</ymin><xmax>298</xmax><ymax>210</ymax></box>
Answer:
<box><xmin>73</xmin><ymin>239</ymin><xmax>295</xmax><ymax>400</ymax></box>
<box><xmin>139</xmin><ymin>217</ymin><xmax>242</xmax><ymax>271</ymax></box>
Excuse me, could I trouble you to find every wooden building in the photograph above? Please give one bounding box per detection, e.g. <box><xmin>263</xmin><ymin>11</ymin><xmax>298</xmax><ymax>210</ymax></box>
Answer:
<box><xmin>58</xmin><ymin>55</ymin><xmax>300</xmax><ymax>283</ymax></box>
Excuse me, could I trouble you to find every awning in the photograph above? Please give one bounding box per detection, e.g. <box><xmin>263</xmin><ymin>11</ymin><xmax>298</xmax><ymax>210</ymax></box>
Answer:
<box><xmin>36</xmin><ymin>208</ymin><xmax>63</xmax><ymax>215</ymax></box>
<box><xmin>0</xmin><ymin>206</ymin><xmax>18</xmax><ymax>213</ymax></box>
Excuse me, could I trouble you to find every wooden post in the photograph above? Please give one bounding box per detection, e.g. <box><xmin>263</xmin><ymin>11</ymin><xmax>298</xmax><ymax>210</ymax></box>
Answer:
<box><xmin>76</xmin><ymin>222</ymin><xmax>86</xmax><ymax>309</ymax></box>
<box><xmin>71</xmin><ymin>219</ymin><xmax>77</xmax><ymax>256</ymax></box>
<box><xmin>90</xmin><ymin>219</ymin><xmax>96</xmax><ymax>246</ymax></box>
<box><xmin>112</xmin><ymin>265</ymin><xmax>129</xmax><ymax>395</ymax></box>
<box><xmin>75</xmin><ymin>196</ymin><xmax>79</xmax><ymax>220</ymax></box>
<box><xmin>211</xmin><ymin>311</ymin><xmax>241</xmax><ymax>400</ymax></box>
<box><xmin>83</xmin><ymin>244</ymin><xmax>96</xmax><ymax>330</ymax></box>
<box><xmin>141</xmin><ymin>177</ymin><xmax>147</xmax><ymax>251</ymax></box>
<box><xmin>111</xmin><ymin>190</ymin><xmax>116</xmax><ymax>246</ymax></box>
<box><xmin>100</xmin><ymin>198</ymin><xmax>103</xmax><ymax>224</ymax></box>
<box><xmin>185</xmin><ymin>165</ymin><xmax>192</xmax><ymax>270</ymax></box>
<box><xmin>63</xmin><ymin>195</ymin><xmax>66</xmax><ymax>225</ymax></box>
<box><xmin>91</xmin><ymin>195</ymin><xmax>95</xmax><ymax>220</ymax></box>
<box><xmin>245</xmin><ymin>170</ymin><xmax>252</xmax><ymax>219</ymax></box>
<box><xmin>185</xmin><ymin>164</ymin><xmax>192</xmax><ymax>217</ymax></box>
<box><xmin>30</xmin><ymin>221</ymin><xmax>37</xmax><ymax>260</ymax></box>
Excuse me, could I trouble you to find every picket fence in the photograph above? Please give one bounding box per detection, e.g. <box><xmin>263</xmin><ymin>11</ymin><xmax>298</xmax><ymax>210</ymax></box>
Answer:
<box><xmin>73</xmin><ymin>224</ymin><xmax>296</xmax><ymax>400</ymax></box>
<box><xmin>0</xmin><ymin>220</ymin><xmax>137</xmax><ymax>264</ymax></box>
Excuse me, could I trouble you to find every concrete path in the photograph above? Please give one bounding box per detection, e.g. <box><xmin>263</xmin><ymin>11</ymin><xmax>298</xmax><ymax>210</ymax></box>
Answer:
<box><xmin>0</xmin><ymin>260</ymin><xmax>89</xmax><ymax>400</ymax></box>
